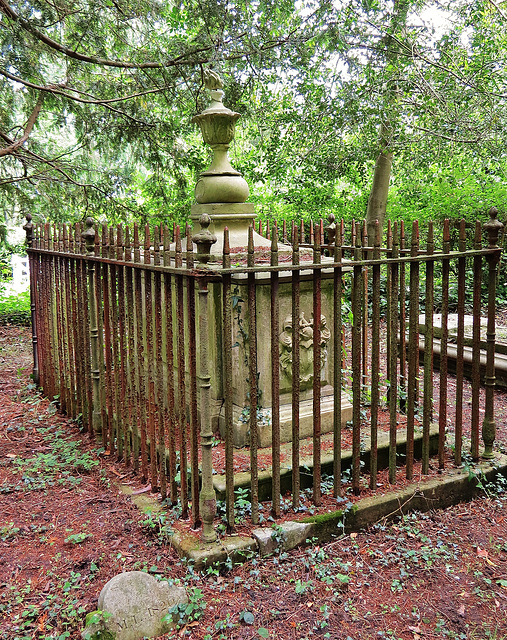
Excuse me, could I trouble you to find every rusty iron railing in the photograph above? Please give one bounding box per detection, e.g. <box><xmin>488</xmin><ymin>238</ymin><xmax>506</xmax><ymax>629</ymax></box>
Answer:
<box><xmin>24</xmin><ymin>208</ymin><xmax>503</xmax><ymax>540</ymax></box>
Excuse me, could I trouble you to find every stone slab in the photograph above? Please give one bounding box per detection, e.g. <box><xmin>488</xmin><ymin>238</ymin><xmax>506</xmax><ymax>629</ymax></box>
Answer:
<box><xmin>419</xmin><ymin>313</ymin><xmax>507</xmax><ymax>354</ymax></box>
<box><xmin>252</xmin><ymin>521</ymin><xmax>313</xmax><ymax>557</ymax></box>
<box><xmin>89</xmin><ymin>571</ymin><xmax>187</xmax><ymax>640</ymax></box>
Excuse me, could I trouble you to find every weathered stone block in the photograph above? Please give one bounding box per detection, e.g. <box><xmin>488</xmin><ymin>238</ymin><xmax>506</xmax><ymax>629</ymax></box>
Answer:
<box><xmin>85</xmin><ymin>571</ymin><xmax>187</xmax><ymax>640</ymax></box>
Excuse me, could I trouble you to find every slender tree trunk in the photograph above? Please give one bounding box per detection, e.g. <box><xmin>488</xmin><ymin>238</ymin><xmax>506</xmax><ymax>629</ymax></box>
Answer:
<box><xmin>366</xmin><ymin>122</ymin><xmax>393</xmax><ymax>242</ymax></box>
<box><xmin>365</xmin><ymin>0</ymin><xmax>410</xmax><ymax>242</ymax></box>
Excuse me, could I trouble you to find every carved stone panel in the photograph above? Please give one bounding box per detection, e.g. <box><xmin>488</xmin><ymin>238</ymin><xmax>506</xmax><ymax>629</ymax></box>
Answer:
<box><xmin>279</xmin><ymin>312</ymin><xmax>331</xmax><ymax>390</ymax></box>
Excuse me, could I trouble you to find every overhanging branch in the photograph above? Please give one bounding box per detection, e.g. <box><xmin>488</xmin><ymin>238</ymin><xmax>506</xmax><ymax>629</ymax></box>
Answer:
<box><xmin>0</xmin><ymin>92</ymin><xmax>44</xmax><ymax>157</ymax></box>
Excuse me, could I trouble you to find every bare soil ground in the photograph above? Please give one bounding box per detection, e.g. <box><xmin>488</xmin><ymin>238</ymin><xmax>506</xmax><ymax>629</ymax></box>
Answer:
<box><xmin>1</xmin><ymin>326</ymin><xmax>507</xmax><ymax>640</ymax></box>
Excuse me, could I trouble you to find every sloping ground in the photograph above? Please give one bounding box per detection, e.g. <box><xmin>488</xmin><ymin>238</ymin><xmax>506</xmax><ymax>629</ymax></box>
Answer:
<box><xmin>0</xmin><ymin>326</ymin><xmax>506</xmax><ymax>640</ymax></box>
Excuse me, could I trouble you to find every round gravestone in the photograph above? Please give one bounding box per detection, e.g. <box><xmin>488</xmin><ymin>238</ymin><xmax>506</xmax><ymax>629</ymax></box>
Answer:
<box><xmin>93</xmin><ymin>571</ymin><xmax>187</xmax><ymax>640</ymax></box>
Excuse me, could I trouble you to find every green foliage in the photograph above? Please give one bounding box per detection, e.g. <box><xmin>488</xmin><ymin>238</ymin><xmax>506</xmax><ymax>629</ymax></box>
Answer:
<box><xmin>162</xmin><ymin>587</ymin><xmax>206</xmax><ymax>628</ymax></box>
<box><xmin>64</xmin><ymin>532</ymin><xmax>92</xmax><ymax>545</ymax></box>
<box><xmin>0</xmin><ymin>522</ymin><xmax>21</xmax><ymax>541</ymax></box>
<box><xmin>0</xmin><ymin>290</ymin><xmax>31</xmax><ymax>326</ymax></box>
<box><xmin>6</xmin><ymin>562</ymin><xmax>100</xmax><ymax>638</ymax></box>
<box><xmin>1</xmin><ymin>0</ymin><xmax>507</xmax><ymax>232</ymax></box>
<box><xmin>10</xmin><ymin>425</ymin><xmax>100</xmax><ymax>492</ymax></box>
<box><xmin>140</xmin><ymin>511</ymin><xmax>175</xmax><ymax>545</ymax></box>
<box><xmin>82</xmin><ymin>610</ymin><xmax>115</xmax><ymax>640</ymax></box>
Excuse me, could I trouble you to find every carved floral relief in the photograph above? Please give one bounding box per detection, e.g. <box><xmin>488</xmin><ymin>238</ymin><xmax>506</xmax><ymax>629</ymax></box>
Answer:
<box><xmin>279</xmin><ymin>312</ymin><xmax>331</xmax><ymax>389</ymax></box>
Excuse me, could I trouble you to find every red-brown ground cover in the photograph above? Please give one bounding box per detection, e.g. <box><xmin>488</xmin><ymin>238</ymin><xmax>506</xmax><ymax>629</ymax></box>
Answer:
<box><xmin>1</xmin><ymin>326</ymin><xmax>506</xmax><ymax>640</ymax></box>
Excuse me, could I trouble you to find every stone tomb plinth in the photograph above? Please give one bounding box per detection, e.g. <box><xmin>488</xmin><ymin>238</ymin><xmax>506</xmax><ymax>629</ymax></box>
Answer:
<box><xmin>203</xmin><ymin>268</ymin><xmax>352</xmax><ymax>448</ymax></box>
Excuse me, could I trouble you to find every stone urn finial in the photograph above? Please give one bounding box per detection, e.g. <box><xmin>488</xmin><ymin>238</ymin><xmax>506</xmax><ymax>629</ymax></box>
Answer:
<box><xmin>192</xmin><ymin>69</ymin><xmax>249</xmax><ymax>204</ymax></box>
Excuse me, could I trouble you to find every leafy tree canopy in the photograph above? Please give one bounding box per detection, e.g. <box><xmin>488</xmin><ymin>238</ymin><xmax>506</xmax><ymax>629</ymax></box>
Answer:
<box><xmin>1</xmin><ymin>0</ymin><xmax>506</xmax><ymax>228</ymax></box>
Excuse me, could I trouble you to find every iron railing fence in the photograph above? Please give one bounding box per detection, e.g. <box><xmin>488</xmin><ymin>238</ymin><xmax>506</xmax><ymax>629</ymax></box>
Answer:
<box><xmin>23</xmin><ymin>208</ymin><xmax>503</xmax><ymax>540</ymax></box>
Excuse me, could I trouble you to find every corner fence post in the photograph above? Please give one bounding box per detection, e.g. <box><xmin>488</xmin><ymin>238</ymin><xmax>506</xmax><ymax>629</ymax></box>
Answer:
<box><xmin>193</xmin><ymin>213</ymin><xmax>217</xmax><ymax>543</ymax></box>
<box><xmin>23</xmin><ymin>213</ymin><xmax>39</xmax><ymax>385</ymax></box>
<box><xmin>482</xmin><ymin>207</ymin><xmax>504</xmax><ymax>459</ymax></box>
<box><xmin>82</xmin><ymin>217</ymin><xmax>102</xmax><ymax>436</ymax></box>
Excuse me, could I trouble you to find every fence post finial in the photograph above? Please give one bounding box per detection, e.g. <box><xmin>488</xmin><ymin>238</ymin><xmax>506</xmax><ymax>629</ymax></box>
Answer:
<box><xmin>484</xmin><ymin>206</ymin><xmax>503</xmax><ymax>249</ymax></box>
<box><xmin>23</xmin><ymin>213</ymin><xmax>34</xmax><ymax>247</ymax></box>
<box><xmin>326</xmin><ymin>213</ymin><xmax>336</xmax><ymax>246</ymax></box>
<box><xmin>82</xmin><ymin>217</ymin><xmax>96</xmax><ymax>255</ymax></box>
<box><xmin>192</xmin><ymin>213</ymin><xmax>217</xmax><ymax>264</ymax></box>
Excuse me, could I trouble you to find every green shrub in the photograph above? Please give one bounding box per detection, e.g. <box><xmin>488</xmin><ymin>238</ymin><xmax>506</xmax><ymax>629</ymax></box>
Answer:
<box><xmin>0</xmin><ymin>290</ymin><xmax>31</xmax><ymax>326</ymax></box>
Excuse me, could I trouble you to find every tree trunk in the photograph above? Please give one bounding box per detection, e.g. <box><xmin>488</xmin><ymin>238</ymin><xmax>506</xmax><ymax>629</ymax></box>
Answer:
<box><xmin>365</xmin><ymin>0</ymin><xmax>410</xmax><ymax>242</ymax></box>
<box><xmin>366</xmin><ymin>122</ymin><xmax>393</xmax><ymax>243</ymax></box>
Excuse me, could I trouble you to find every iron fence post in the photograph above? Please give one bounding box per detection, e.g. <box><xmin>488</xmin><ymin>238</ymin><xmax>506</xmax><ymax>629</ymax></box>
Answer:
<box><xmin>82</xmin><ymin>217</ymin><xmax>102</xmax><ymax>435</ymax></box>
<box><xmin>193</xmin><ymin>214</ymin><xmax>217</xmax><ymax>543</ymax></box>
<box><xmin>23</xmin><ymin>213</ymin><xmax>40</xmax><ymax>385</ymax></box>
<box><xmin>482</xmin><ymin>207</ymin><xmax>504</xmax><ymax>459</ymax></box>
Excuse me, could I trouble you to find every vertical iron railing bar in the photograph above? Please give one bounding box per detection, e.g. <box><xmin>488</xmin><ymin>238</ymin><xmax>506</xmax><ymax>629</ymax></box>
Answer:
<box><xmin>153</xmin><ymin>227</ymin><xmax>166</xmax><ymax>499</ymax></box>
<box><xmin>388</xmin><ymin>222</ymin><xmax>399</xmax><ymax>484</ymax></box>
<box><xmin>370</xmin><ymin>221</ymin><xmax>381</xmax><ymax>489</ymax></box>
<box><xmin>270</xmin><ymin>222</ymin><xmax>281</xmax><ymax>517</ymax></box>
<box><xmin>56</xmin><ymin>226</ymin><xmax>69</xmax><ymax>413</ymax></box>
<box><xmin>125</xmin><ymin>227</ymin><xmax>138</xmax><ymax>469</ymax></box>
<box><xmin>333</xmin><ymin>221</ymin><xmax>343</xmax><ymax>497</ymax></box>
<box><xmin>385</xmin><ymin>221</ymin><xmax>393</xmax><ymax>403</ymax></box>
<box><xmin>23</xmin><ymin>214</ymin><xmax>40</xmax><ymax>385</ymax></box>
<box><xmin>46</xmin><ymin>223</ymin><xmax>56</xmax><ymax>400</ymax></box>
<box><xmin>39</xmin><ymin>225</ymin><xmax>49</xmax><ymax>396</ymax></box>
<box><xmin>48</xmin><ymin>225</ymin><xmax>57</xmax><ymax>399</ymax></box>
<box><xmin>115</xmin><ymin>226</ymin><xmax>127</xmax><ymax>462</ymax></box>
<box><xmin>78</xmin><ymin>224</ymin><xmax>93</xmax><ymax>435</ymax></box>
<box><xmin>406</xmin><ymin>221</ymin><xmax>419</xmax><ymax>480</ymax></box>
<box><xmin>52</xmin><ymin>225</ymin><xmax>65</xmax><ymax>409</ymax></box>
<box><xmin>438</xmin><ymin>220</ymin><xmax>450</xmax><ymax>469</ymax></box>
<box><xmin>62</xmin><ymin>226</ymin><xmax>76</xmax><ymax>418</ymax></box>
<box><xmin>68</xmin><ymin>229</ymin><xmax>83</xmax><ymax>421</ymax></box>
<box><xmin>291</xmin><ymin>222</ymin><xmax>301</xmax><ymax>508</ymax></box>
<box><xmin>101</xmin><ymin>225</ymin><xmax>114</xmax><ymax>454</ymax></box>
<box><xmin>82</xmin><ymin>219</ymin><xmax>102</xmax><ymax>436</ymax></box>
<box><xmin>352</xmin><ymin>222</ymin><xmax>362</xmax><ymax>495</ymax></box>
<box><xmin>454</xmin><ymin>220</ymin><xmax>467</xmax><ymax>466</ymax></box>
<box><xmin>110</xmin><ymin>226</ymin><xmax>122</xmax><ymax>460</ymax></box>
<box><xmin>222</xmin><ymin>228</ymin><xmax>235</xmax><ymax>530</ymax></box>
<box><xmin>144</xmin><ymin>226</ymin><xmax>157</xmax><ymax>490</ymax></box>
<box><xmin>186</xmin><ymin>225</ymin><xmax>200</xmax><ymax>527</ymax></box>
<box><xmin>33</xmin><ymin>225</ymin><xmax>44</xmax><ymax>389</ymax></box>
<box><xmin>312</xmin><ymin>223</ymin><xmax>322</xmax><ymax>506</ymax></box>
<box><xmin>340</xmin><ymin>220</ymin><xmax>346</xmax><ymax>376</ymax></box>
<box><xmin>482</xmin><ymin>207</ymin><xmax>503</xmax><ymax>459</ymax></box>
<box><xmin>247</xmin><ymin>226</ymin><xmax>259</xmax><ymax>525</ymax></box>
<box><xmin>422</xmin><ymin>222</ymin><xmax>434</xmax><ymax>475</ymax></box>
<box><xmin>198</xmin><ymin>268</ymin><xmax>217</xmax><ymax>543</ymax></box>
<box><xmin>175</xmin><ymin>227</ymin><xmax>188</xmax><ymax>517</ymax></box>
<box><xmin>55</xmin><ymin>227</ymin><xmax>66</xmax><ymax>411</ymax></box>
<box><xmin>95</xmin><ymin>226</ymin><xmax>108</xmax><ymax>437</ymax></box>
<box><xmin>361</xmin><ymin>221</ymin><xmax>369</xmax><ymax>401</ymax></box>
<box><xmin>134</xmin><ymin>223</ymin><xmax>148</xmax><ymax>481</ymax></box>
<box><xmin>163</xmin><ymin>225</ymin><xmax>178</xmax><ymax>503</ymax></box>
<box><xmin>74</xmin><ymin>230</ymin><xmax>86</xmax><ymax>424</ymax></box>
<box><xmin>399</xmin><ymin>221</ymin><xmax>407</xmax><ymax>414</ymax></box>
<box><xmin>471</xmin><ymin>221</ymin><xmax>482</xmax><ymax>461</ymax></box>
